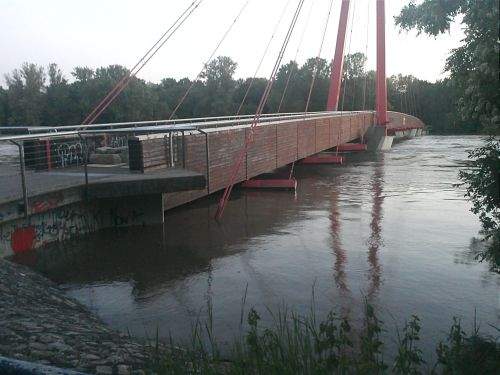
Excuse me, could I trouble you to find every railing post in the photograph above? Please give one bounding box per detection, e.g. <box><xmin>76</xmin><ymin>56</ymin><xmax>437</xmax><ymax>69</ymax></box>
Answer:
<box><xmin>198</xmin><ymin>129</ymin><xmax>210</xmax><ymax>194</ymax></box>
<box><xmin>170</xmin><ymin>133</ymin><xmax>174</xmax><ymax>167</ymax></box>
<box><xmin>181</xmin><ymin>130</ymin><xmax>186</xmax><ymax>168</ymax></box>
<box><xmin>77</xmin><ymin>133</ymin><xmax>89</xmax><ymax>201</ymax></box>
<box><xmin>11</xmin><ymin>141</ymin><xmax>29</xmax><ymax>217</ymax></box>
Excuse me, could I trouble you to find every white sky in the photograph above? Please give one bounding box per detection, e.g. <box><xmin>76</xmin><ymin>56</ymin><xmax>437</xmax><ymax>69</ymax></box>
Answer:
<box><xmin>0</xmin><ymin>0</ymin><xmax>464</xmax><ymax>85</ymax></box>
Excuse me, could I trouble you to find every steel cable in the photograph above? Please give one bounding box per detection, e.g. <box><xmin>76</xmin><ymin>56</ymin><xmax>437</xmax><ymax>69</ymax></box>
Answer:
<box><xmin>340</xmin><ymin>0</ymin><xmax>356</xmax><ymax>112</ymax></box>
<box><xmin>276</xmin><ymin>0</ymin><xmax>315</xmax><ymax>113</ymax></box>
<box><xmin>82</xmin><ymin>0</ymin><xmax>204</xmax><ymax>125</ymax></box>
<box><xmin>235</xmin><ymin>0</ymin><xmax>292</xmax><ymax>116</ymax></box>
<box><xmin>215</xmin><ymin>0</ymin><xmax>306</xmax><ymax>219</ymax></box>
<box><xmin>304</xmin><ymin>0</ymin><xmax>335</xmax><ymax>114</ymax></box>
<box><xmin>168</xmin><ymin>0</ymin><xmax>251</xmax><ymax>120</ymax></box>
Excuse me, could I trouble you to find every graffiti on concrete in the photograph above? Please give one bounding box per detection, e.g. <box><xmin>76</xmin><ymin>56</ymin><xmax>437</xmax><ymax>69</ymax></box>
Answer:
<box><xmin>0</xmin><ymin>200</ymin><xmax>148</xmax><ymax>257</ymax></box>
<box><xmin>30</xmin><ymin>192</ymin><xmax>64</xmax><ymax>214</ymax></box>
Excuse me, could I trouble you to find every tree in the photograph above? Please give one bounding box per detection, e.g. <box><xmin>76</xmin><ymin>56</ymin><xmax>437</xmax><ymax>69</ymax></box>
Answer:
<box><xmin>343</xmin><ymin>52</ymin><xmax>367</xmax><ymax>80</ymax></box>
<box><xmin>4</xmin><ymin>63</ymin><xmax>46</xmax><ymax>126</ymax></box>
<box><xmin>201</xmin><ymin>56</ymin><xmax>238</xmax><ymax>116</ymax></box>
<box><xmin>0</xmin><ymin>87</ymin><xmax>7</xmax><ymax>125</ymax></box>
<box><xmin>43</xmin><ymin>63</ymin><xmax>71</xmax><ymax>126</ymax></box>
<box><xmin>395</xmin><ymin>0</ymin><xmax>500</xmax><ymax>134</ymax></box>
<box><xmin>0</xmin><ymin>54</ymin><xmax>482</xmax><ymax>132</ymax></box>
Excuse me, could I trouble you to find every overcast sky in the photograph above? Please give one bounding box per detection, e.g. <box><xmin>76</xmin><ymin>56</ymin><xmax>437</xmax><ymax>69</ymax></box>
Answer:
<box><xmin>0</xmin><ymin>0</ymin><xmax>464</xmax><ymax>85</ymax></box>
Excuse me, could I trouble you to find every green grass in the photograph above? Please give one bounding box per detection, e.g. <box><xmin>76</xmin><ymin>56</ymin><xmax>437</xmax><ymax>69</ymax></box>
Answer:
<box><xmin>146</xmin><ymin>297</ymin><xmax>499</xmax><ymax>374</ymax></box>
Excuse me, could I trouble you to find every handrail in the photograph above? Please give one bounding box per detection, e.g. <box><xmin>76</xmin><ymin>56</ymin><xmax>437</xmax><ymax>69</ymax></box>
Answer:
<box><xmin>0</xmin><ymin>111</ymin><xmax>370</xmax><ymax>135</ymax></box>
<box><xmin>0</xmin><ymin>111</ymin><xmax>370</xmax><ymax>142</ymax></box>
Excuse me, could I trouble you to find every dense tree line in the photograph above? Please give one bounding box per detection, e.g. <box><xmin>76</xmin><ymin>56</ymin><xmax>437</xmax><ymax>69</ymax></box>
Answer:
<box><xmin>0</xmin><ymin>54</ymin><xmax>475</xmax><ymax>133</ymax></box>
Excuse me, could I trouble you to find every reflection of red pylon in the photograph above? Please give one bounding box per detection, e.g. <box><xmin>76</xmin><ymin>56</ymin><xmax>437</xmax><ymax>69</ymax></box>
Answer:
<box><xmin>330</xmin><ymin>191</ymin><xmax>349</xmax><ymax>292</ymax></box>
<box><xmin>367</xmin><ymin>162</ymin><xmax>384</xmax><ymax>298</ymax></box>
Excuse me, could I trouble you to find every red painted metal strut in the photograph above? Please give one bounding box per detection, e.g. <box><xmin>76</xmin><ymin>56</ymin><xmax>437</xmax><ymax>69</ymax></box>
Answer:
<box><xmin>241</xmin><ymin>178</ymin><xmax>297</xmax><ymax>190</ymax></box>
<box><xmin>337</xmin><ymin>143</ymin><xmax>367</xmax><ymax>152</ymax></box>
<box><xmin>376</xmin><ymin>0</ymin><xmax>388</xmax><ymax>126</ymax></box>
<box><xmin>301</xmin><ymin>155</ymin><xmax>344</xmax><ymax>165</ymax></box>
<box><xmin>326</xmin><ymin>0</ymin><xmax>350</xmax><ymax>111</ymax></box>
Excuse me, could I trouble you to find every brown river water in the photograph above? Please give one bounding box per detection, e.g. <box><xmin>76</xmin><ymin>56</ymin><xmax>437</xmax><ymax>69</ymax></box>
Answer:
<box><xmin>11</xmin><ymin>135</ymin><xmax>500</xmax><ymax>361</ymax></box>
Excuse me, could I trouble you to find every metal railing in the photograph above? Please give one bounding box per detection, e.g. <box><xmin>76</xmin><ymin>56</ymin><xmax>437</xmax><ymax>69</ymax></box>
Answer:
<box><xmin>0</xmin><ymin>127</ymin><xmax>199</xmax><ymax>218</ymax></box>
<box><xmin>0</xmin><ymin>110</ymin><xmax>368</xmax><ymax>135</ymax></box>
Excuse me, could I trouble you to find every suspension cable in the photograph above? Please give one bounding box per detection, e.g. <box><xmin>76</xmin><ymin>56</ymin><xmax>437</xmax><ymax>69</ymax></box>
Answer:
<box><xmin>276</xmin><ymin>0</ymin><xmax>315</xmax><ymax>113</ymax></box>
<box><xmin>168</xmin><ymin>0</ymin><xmax>250</xmax><ymax>120</ymax></box>
<box><xmin>362</xmin><ymin>0</ymin><xmax>371</xmax><ymax>110</ymax></box>
<box><xmin>288</xmin><ymin>0</ymin><xmax>330</xmax><ymax>181</ymax></box>
<box><xmin>411</xmin><ymin>80</ymin><xmax>420</xmax><ymax>117</ymax></box>
<box><xmin>82</xmin><ymin>0</ymin><xmax>203</xmax><ymax>125</ymax></box>
<box><xmin>340</xmin><ymin>0</ymin><xmax>356</xmax><ymax>112</ymax></box>
<box><xmin>216</xmin><ymin>0</ymin><xmax>306</xmax><ymax>220</ymax></box>
<box><xmin>235</xmin><ymin>0</ymin><xmax>292</xmax><ymax>116</ymax></box>
<box><xmin>304</xmin><ymin>0</ymin><xmax>335</xmax><ymax>113</ymax></box>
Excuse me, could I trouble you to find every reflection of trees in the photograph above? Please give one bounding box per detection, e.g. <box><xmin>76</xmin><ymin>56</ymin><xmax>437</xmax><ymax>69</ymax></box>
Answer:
<box><xmin>367</xmin><ymin>161</ymin><xmax>385</xmax><ymax>299</ymax></box>
<box><xmin>457</xmin><ymin>236</ymin><xmax>500</xmax><ymax>276</ymax></box>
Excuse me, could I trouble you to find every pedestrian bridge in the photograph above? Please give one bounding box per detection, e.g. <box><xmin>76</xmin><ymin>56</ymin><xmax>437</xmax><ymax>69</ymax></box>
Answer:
<box><xmin>0</xmin><ymin>110</ymin><xmax>423</xmax><ymax>256</ymax></box>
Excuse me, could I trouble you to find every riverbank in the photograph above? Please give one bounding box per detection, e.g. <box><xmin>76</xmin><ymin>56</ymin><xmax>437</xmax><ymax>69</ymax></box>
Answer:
<box><xmin>0</xmin><ymin>259</ymin><xmax>154</xmax><ymax>374</ymax></box>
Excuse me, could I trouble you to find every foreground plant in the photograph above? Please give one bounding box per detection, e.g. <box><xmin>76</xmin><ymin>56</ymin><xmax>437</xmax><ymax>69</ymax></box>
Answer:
<box><xmin>151</xmin><ymin>303</ymin><xmax>499</xmax><ymax>374</ymax></box>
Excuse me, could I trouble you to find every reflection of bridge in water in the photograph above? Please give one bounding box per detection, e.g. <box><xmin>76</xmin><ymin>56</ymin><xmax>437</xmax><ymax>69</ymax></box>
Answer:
<box><xmin>15</xmin><ymin>153</ymin><xmax>390</xmax><ymax>317</ymax></box>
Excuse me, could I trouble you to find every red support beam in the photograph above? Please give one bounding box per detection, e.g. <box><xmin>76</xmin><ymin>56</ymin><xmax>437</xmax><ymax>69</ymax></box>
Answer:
<box><xmin>337</xmin><ymin>143</ymin><xmax>367</xmax><ymax>152</ymax></box>
<box><xmin>241</xmin><ymin>178</ymin><xmax>297</xmax><ymax>190</ymax></box>
<box><xmin>44</xmin><ymin>140</ymin><xmax>52</xmax><ymax>171</ymax></box>
<box><xmin>326</xmin><ymin>0</ymin><xmax>351</xmax><ymax>111</ymax></box>
<box><xmin>301</xmin><ymin>155</ymin><xmax>344</xmax><ymax>165</ymax></box>
<box><xmin>376</xmin><ymin>0</ymin><xmax>388</xmax><ymax>126</ymax></box>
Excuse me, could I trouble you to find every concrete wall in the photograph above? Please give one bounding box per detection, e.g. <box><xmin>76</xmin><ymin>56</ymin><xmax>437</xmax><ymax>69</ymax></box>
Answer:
<box><xmin>0</xmin><ymin>193</ymin><xmax>164</xmax><ymax>258</ymax></box>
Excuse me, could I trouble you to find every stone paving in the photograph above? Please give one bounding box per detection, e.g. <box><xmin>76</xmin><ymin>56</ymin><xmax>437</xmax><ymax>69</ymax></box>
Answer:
<box><xmin>0</xmin><ymin>259</ymin><xmax>155</xmax><ymax>374</ymax></box>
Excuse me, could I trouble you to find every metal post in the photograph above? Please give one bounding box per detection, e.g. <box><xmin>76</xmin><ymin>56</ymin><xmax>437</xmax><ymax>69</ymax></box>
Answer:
<box><xmin>45</xmin><ymin>140</ymin><xmax>52</xmax><ymax>171</ymax></box>
<box><xmin>169</xmin><ymin>133</ymin><xmax>174</xmax><ymax>167</ymax></box>
<box><xmin>376</xmin><ymin>0</ymin><xmax>388</xmax><ymax>126</ymax></box>
<box><xmin>198</xmin><ymin>130</ymin><xmax>210</xmax><ymax>194</ymax></box>
<box><xmin>77</xmin><ymin>134</ymin><xmax>89</xmax><ymax>200</ymax></box>
<box><xmin>326</xmin><ymin>0</ymin><xmax>351</xmax><ymax>111</ymax></box>
<box><xmin>11</xmin><ymin>141</ymin><xmax>29</xmax><ymax>217</ymax></box>
<box><xmin>181</xmin><ymin>130</ymin><xmax>186</xmax><ymax>168</ymax></box>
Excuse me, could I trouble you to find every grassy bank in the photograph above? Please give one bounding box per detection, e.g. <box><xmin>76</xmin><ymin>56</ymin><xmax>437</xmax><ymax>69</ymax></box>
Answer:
<box><xmin>148</xmin><ymin>300</ymin><xmax>499</xmax><ymax>374</ymax></box>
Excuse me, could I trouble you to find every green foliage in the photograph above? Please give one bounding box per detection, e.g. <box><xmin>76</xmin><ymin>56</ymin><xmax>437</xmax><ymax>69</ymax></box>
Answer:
<box><xmin>396</xmin><ymin>0</ymin><xmax>500</xmax><ymax>134</ymax></box>
<box><xmin>436</xmin><ymin>317</ymin><xmax>500</xmax><ymax>374</ymax></box>
<box><xmin>458</xmin><ymin>137</ymin><xmax>500</xmax><ymax>238</ymax></box>
<box><xmin>393</xmin><ymin>315</ymin><xmax>425</xmax><ymax>374</ymax></box>
<box><xmin>151</xmin><ymin>302</ymin><xmax>499</xmax><ymax>374</ymax></box>
<box><xmin>4</xmin><ymin>62</ymin><xmax>46</xmax><ymax>126</ymax></box>
<box><xmin>358</xmin><ymin>303</ymin><xmax>387</xmax><ymax>374</ymax></box>
<box><xmin>0</xmin><ymin>53</ymin><xmax>483</xmax><ymax>133</ymax></box>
